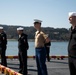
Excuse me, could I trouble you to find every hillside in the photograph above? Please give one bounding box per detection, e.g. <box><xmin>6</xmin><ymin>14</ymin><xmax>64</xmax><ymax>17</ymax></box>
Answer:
<box><xmin>0</xmin><ymin>24</ymin><xmax>70</xmax><ymax>41</ymax></box>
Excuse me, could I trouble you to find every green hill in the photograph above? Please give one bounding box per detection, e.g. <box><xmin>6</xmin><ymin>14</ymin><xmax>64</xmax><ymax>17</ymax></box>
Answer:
<box><xmin>0</xmin><ymin>24</ymin><xmax>70</xmax><ymax>41</ymax></box>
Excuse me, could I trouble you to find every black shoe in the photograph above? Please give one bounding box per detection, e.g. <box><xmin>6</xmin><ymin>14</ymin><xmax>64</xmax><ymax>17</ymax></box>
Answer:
<box><xmin>47</xmin><ymin>60</ymin><xmax>50</xmax><ymax>62</ymax></box>
<box><xmin>18</xmin><ymin>70</ymin><xmax>22</xmax><ymax>74</ymax></box>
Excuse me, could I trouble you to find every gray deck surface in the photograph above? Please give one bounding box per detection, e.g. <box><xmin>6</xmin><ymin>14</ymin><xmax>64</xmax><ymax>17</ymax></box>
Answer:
<box><xmin>0</xmin><ymin>58</ymin><xmax>70</xmax><ymax>75</ymax></box>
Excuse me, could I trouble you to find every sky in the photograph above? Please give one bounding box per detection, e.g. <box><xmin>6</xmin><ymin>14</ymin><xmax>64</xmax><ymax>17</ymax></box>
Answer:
<box><xmin>0</xmin><ymin>0</ymin><xmax>76</xmax><ymax>28</ymax></box>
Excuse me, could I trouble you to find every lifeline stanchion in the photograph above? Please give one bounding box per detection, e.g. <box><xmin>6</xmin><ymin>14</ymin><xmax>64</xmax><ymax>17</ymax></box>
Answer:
<box><xmin>0</xmin><ymin>55</ymin><xmax>68</xmax><ymax>60</ymax></box>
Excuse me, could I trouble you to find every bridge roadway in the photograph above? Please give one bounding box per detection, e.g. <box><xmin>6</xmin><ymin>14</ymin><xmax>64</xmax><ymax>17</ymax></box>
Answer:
<box><xmin>0</xmin><ymin>58</ymin><xmax>70</xmax><ymax>75</ymax></box>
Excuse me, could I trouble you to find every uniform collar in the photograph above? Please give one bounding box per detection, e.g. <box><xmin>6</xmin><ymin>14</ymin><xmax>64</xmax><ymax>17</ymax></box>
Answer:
<box><xmin>71</xmin><ymin>26</ymin><xmax>76</xmax><ymax>33</ymax></box>
<box><xmin>19</xmin><ymin>33</ymin><xmax>24</xmax><ymax>37</ymax></box>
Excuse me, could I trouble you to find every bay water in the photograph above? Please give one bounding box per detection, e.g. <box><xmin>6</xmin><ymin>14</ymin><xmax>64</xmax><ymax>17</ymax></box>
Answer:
<box><xmin>6</xmin><ymin>40</ymin><xmax>69</xmax><ymax>56</ymax></box>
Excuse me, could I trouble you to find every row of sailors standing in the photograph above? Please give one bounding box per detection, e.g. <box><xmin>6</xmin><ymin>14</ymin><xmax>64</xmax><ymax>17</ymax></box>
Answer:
<box><xmin>0</xmin><ymin>11</ymin><xmax>76</xmax><ymax>75</ymax></box>
<box><xmin>0</xmin><ymin>19</ymin><xmax>50</xmax><ymax>75</ymax></box>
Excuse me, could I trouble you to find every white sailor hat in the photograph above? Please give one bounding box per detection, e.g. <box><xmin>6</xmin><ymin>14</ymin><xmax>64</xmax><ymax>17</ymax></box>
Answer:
<box><xmin>34</xmin><ymin>19</ymin><xmax>42</xmax><ymax>23</ymax></box>
<box><xmin>69</xmin><ymin>12</ymin><xmax>76</xmax><ymax>17</ymax></box>
<box><xmin>17</xmin><ymin>27</ymin><xmax>24</xmax><ymax>31</ymax></box>
<box><xmin>0</xmin><ymin>26</ymin><xmax>3</xmax><ymax>29</ymax></box>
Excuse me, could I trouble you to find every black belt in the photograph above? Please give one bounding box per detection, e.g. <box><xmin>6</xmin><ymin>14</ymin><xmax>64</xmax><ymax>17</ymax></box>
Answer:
<box><xmin>35</xmin><ymin>47</ymin><xmax>44</xmax><ymax>49</ymax></box>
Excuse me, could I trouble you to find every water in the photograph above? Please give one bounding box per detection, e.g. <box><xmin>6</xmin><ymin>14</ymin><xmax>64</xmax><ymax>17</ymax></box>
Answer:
<box><xmin>6</xmin><ymin>40</ymin><xmax>69</xmax><ymax>56</ymax></box>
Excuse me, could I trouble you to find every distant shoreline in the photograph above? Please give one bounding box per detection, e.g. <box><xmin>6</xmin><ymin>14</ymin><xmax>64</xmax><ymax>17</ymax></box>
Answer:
<box><xmin>7</xmin><ymin>39</ymin><xmax>68</xmax><ymax>42</ymax></box>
